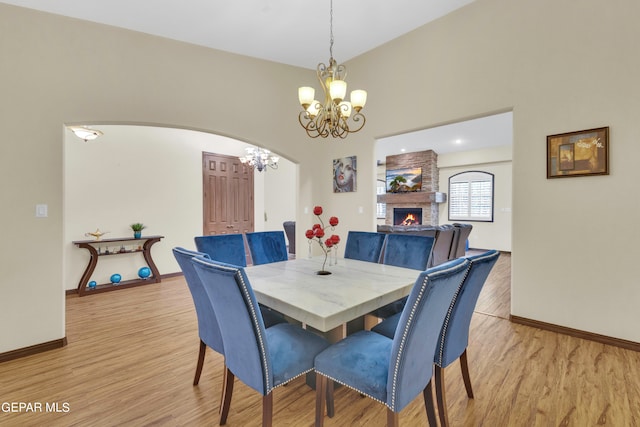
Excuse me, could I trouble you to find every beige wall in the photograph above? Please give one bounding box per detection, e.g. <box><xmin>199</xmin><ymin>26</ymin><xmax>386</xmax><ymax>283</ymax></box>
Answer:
<box><xmin>2</xmin><ymin>0</ymin><xmax>640</xmax><ymax>353</ymax></box>
<box><xmin>347</xmin><ymin>0</ymin><xmax>640</xmax><ymax>341</ymax></box>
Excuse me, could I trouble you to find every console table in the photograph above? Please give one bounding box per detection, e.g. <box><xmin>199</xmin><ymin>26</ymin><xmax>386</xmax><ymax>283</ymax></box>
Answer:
<box><xmin>72</xmin><ymin>235</ymin><xmax>164</xmax><ymax>296</ymax></box>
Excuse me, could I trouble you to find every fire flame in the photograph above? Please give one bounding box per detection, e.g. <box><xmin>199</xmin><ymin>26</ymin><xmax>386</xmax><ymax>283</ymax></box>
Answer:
<box><xmin>400</xmin><ymin>214</ymin><xmax>417</xmax><ymax>226</ymax></box>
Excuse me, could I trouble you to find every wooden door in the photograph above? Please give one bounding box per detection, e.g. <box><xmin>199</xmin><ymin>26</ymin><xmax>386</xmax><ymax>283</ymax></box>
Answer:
<box><xmin>202</xmin><ymin>152</ymin><xmax>254</xmax><ymax>236</ymax></box>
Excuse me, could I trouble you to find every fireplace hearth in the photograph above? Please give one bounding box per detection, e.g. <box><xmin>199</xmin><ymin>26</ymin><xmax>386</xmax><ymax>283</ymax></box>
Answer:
<box><xmin>394</xmin><ymin>208</ymin><xmax>423</xmax><ymax>226</ymax></box>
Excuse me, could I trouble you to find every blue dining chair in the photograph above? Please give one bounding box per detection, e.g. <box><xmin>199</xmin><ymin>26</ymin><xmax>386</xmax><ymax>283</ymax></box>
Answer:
<box><xmin>314</xmin><ymin>257</ymin><xmax>471</xmax><ymax>427</ymax></box>
<box><xmin>245</xmin><ymin>231</ymin><xmax>289</xmax><ymax>265</ymax></box>
<box><xmin>193</xmin><ymin>235</ymin><xmax>285</xmax><ymax>326</ymax></box>
<box><xmin>172</xmin><ymin>247</ymin><xmax>224</xmax><ymax>387</ymax></box>
<box><xmin>372</xmin><ymin>234</ymin><xmax>436</xmax><ymax>318</ymax></box>
<box><xmin>172</xmin><ymin>248</ymin><xmax>286</xmax><ymax>399</ymax></box>
<box><xmin>343</xmin><ymin>231</ymin><xmax>386</xmax><ymax>263</ymax></box>
<box><xmin>194</xmin><ymin>234</ymin><xmax>247</xmax><ymax>267</ymax></box>
<box><xmin>372</xmin><ymin>250</ymin><xmax>500</xmax><ymax>427</ymax></box>
<box><xmin>382</xmin><ymin>234</ymin><xmax>435</xmax><ymax>271</ymax></box>
<box><xmin>191</xmin><ymin>257</ymin><xmax>330</xmax><ymax>427</ymax></box>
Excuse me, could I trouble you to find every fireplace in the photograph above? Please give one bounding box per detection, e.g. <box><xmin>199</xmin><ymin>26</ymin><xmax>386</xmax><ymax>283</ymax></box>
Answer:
<box><xmin>394</xmin><ymin>208</ymin><xmax>423</xmax><ymax>226</ymax></box>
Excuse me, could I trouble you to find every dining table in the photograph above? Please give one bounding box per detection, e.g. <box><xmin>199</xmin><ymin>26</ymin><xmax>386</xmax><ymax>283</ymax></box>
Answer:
<box><xmin>245</xmin><ymin>256</ymin><xmax>420</xmax><ymax>342</ymax></box>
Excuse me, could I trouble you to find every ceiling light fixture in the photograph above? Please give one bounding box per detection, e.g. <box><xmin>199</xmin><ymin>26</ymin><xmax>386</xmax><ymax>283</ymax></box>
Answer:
<box><xmin>68</xmin><ymin>126</ymin><xmax>103</xmax><ymax>142</ymax></box>
<box><xmin>297</xmin><ymin>0</ymin><xmax>367</xmax><ymax>139</ymax></box>
<box><xmin>239</xmin><ymin>147</ymin><xmax>279</xmax><ymax>172</ymax></box>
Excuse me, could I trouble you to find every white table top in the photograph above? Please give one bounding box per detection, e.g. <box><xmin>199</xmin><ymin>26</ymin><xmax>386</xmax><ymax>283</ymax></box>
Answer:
<box><xmin>245</xmin><ymin>257</ymin><xmax>419</xmax><ymax>332</ymax></box>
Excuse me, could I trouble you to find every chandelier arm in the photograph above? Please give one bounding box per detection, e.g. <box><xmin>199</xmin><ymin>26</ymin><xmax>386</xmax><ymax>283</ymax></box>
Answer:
<box><xmin>348</xmin><ymin>112</ymin><xmax>366</xmax><ymax>133</ymax></box>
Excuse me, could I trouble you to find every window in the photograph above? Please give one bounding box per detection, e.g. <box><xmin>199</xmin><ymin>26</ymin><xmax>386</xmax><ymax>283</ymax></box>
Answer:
<box><xmin>376</xmin><ymin>179</ymin><xmax>386</xmax><ymax>219</ymax></box>
<box><xmin>448</xmin><ymin>171</ymin><xmax>494</xmax><ymax>222</ymax></box>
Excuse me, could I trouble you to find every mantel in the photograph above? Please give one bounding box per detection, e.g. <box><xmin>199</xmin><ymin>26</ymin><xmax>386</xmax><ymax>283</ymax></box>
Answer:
<box><xmin>377</xmin><ymin>192</ymin><xmax>446</xmax><ymax>204</ymax></box>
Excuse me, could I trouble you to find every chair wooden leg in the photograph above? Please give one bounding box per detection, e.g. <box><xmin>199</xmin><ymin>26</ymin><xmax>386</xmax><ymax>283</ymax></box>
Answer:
<box><xmin>193</xmin><ymin>340</ymin><xmax>207</xmax><ymax>385</ymax></box>
<box><xmin>435</xmin><ymin>365</ymin><xmax>449</xmax><ymax>427</ymax></box>
<box><xmin>315</xmin><ymin>373</ymin><xmax>327</xmax><ymax>427</ymax></box>
<box><xmin>459</xmin><ymin>349</ymin><xmax>474</xmax><ymax>398</ymax></box>
<box><xmin>386</xmin><ymin>408</ymin><xmax>399</xmax><ymax>427</ymax></box>
<box><xmin>218</xmin><ymin>363</ymin><xmax>227</xmax><ymax>414</ymax></box>
<box><xmin>219</xmin><ymin>367</ymin><xmax>234</xmax><ymax>425</ymax></box>
<box><xmin>262</xmin><ymin>392</ymin><xmax>273</xmax><ymax>427</ymax></box>
<box><xmin>423</xmin><ymin>379</ymin><xmax>438</xmax><ymax>427</ymax></box>
<box><xmin>326</xmin><ymin>378</ymin><xmax>335</xmax><ymax>418</ymax></box>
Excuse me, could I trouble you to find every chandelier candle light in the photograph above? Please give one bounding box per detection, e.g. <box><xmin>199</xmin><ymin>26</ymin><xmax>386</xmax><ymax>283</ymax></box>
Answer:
<box><xmin>305</xmin><ymin>206</ymin><xmax>340</xmax><ymax>275</ymax></box>
<box><xmin>298</xmin><ymin>0</ymin><xmax>367</xmax><ymax>139</ymax></box>
<box><xmin>239</xmin><ymin>147</ymin><xmax>279</xmax><ymax>172</ymax></box>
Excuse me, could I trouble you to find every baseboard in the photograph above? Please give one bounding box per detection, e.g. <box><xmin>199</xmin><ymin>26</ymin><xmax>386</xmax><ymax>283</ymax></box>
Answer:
<box><xmin>510</xmin><ymin>315</ymin><xmax>640</xmax><ymax>352</ymax></box>
<box><xmin>161</xmin><ymin>272</ymin><xmax>183</xmax><ymax>279</ymax></box>
<box><xmin>65</xmin><ymin>272</ymin><xmax>184</xmax><ymax>295</ymax></box>
<box><xmin>0</xmin><ymin>337</ymin><xmax>68</xmax><ymax>363</ymax></box>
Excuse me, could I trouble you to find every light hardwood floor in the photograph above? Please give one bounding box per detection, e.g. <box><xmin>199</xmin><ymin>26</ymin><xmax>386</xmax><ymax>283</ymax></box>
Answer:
<box><xmin>2</xmin><ymin>253</ymin><xmax>640</xmax><ymax>426</ymax></box>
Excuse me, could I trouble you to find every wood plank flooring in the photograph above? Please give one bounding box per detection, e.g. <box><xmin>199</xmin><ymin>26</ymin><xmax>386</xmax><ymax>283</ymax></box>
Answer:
<box><xmin>1</xmin><ymin>252</ymin><xmax>640</xmax><ymax>426</ymax></box>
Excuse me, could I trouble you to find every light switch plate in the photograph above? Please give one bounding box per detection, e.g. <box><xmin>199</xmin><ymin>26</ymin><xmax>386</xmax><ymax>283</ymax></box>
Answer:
<box><xmin>36</xmin><ymin>204</ymin><xmax>48</xmax><ymax>217</ymax></box>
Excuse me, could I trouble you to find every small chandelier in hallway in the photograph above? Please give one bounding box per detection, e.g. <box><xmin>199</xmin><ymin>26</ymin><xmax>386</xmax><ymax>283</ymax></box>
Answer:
<box><xmin>297</xmin><ymin>0</ymin><xmax>367</xmax><ymax>139</ymax></box>
<box><xmin>239</xmin><ymin>147</ymin><xmax>279</xmax><ymax>172</ymax></box>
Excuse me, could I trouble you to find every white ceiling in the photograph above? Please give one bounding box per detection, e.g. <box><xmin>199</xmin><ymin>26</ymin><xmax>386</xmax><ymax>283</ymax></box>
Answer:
<box><xmin>1</xmin><ymin>0</ymin><xmax>475</xmax><ymax>69</ymax></box>
<box><xmin>376</xmin><ymin>112</ymin><xmax>513</xmax><ymax>163</ymax></box>
<box><xmin>4</xmin><ymin>0</ymin><xmax>512</xmax><ymax>157</ymax></box>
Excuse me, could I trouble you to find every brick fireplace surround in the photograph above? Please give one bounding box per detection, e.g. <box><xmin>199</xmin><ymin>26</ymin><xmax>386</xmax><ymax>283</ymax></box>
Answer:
<box><xmin>377</xmin><ymin>150</ymin><xmax>444</xmax><ymax>226</ymax></box>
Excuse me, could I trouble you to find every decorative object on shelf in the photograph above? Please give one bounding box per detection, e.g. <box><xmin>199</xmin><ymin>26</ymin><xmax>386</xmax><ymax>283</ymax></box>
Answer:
<box><xmin>85</xmin><ymin>229</ymin><xmax>109</xmax><ymax>241</ymax></box>
<box><xmin>547</xmin><ymin>126</ymin><xmax>609</xmax><ymax>178</ymax></box>
<box><xmin>297</xmin><ymin>0</ymin><xmax>367</xmax><ymax>139</ymax></box>
<box><xmin>72</xmin><ymin>235</ymin><xmax>164</xmax><ymax>296</ymax></box>
<box><xmin>305</xmin><ymin>206</ymin><xmax>340</xmax><ymax>275</ymax></box>
<box><xmin>88</xmin><ymin>280</ymin><xmax>97</xmax><ymax>289</ymax></box>
<box><xmin>110</xmin><ymin>273</ymin><xmax>122</xmax><ymax>284</ymax></box>
<box><xmin>138</xmin><ymin>266</ymin><xmax>151</xmax><ymax>279</ymax></box>
<box><xmin>239</xmin><ymin>147</ymin><xmax>279</xmax><ymax>172</ymax></box>
<box><xmin>130</xmin><ymin>222</ymin><xmax>146</xmax><ymax>239</ymax></box>
<box><xmin>333</xmin><ymin>156</ymin><xmax>357</xmax><ymax>193</ymax></box>
<box><xmin>67</xmin><ymin>125</ymin><xmax>103</xmax><ymax>142</ymax></box>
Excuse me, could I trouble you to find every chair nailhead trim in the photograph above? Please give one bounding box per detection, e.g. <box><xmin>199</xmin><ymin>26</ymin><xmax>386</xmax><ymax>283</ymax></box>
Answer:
<box><xmin>316</xmin><ymin>371</ymin><xmax>389</xmax><ymax>408</ymax></box>
<box><xmin>235</xmin><ymin>269</ymin><xmax>272</xmax><ymax>394</ymax></box>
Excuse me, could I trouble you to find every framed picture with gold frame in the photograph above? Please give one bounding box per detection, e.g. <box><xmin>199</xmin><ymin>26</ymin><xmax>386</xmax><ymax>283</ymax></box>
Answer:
<box><xmin>547</xmin><ymin>127</ymin><xmax>609</xmax><ymax>178</ymax></box>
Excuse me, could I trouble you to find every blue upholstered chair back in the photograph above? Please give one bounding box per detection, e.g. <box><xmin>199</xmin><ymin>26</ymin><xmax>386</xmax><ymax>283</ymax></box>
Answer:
<box><xmin>172</xmin><ymin>247</ymin><xmax>224</xmax><ymax>354</ymax></box>
<box><xmin>436</xmin><ymin>250</ymin><xmax>499</xmax><ymax>368</ymax></box>
<box><xmin>191</xmin><ymin>257</ymin><xmax>272</xmax><ymax>395</ymax></box>
<box><xmin>387</xmin><ymin>258</ymin><xmax>470</xmax><ymax>412</ymax></box>
<box><xmin>194</xmin><ymin>234</ymin><xmax>247</xmax><ymax>267</ymax></box>
<box><xmin>343</xmin><ymin>231</ymin><xmax>386</xmax><ymax>263</ymax></box>
<box><xmin>382</xmin><ymin>234</ymin><xmax>435</xmax><ymax>271</ymax></box>
<box><xmin>245</xmin><ymin>231</ymin><xmax>289</xmax><ymax>265</ymax></box>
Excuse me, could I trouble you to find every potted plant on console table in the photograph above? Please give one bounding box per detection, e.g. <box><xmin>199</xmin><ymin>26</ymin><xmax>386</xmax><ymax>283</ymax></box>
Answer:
<box><xmin>130</xmin><ymin>222</ymin><xmax>146</xmax><ymax>239</ymax></box>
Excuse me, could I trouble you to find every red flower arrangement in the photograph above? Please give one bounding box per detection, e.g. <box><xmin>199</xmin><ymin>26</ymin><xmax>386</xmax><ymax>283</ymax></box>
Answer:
<box><xmin>306</xmin><ymin>206</ymin><xmax>340</xmax><ymax>275</ymax></box>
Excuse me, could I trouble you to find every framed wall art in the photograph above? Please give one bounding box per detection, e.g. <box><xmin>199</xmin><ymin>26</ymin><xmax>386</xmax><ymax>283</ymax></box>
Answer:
<box><xmin>547</xmin><ymin>127</ymin><xmax>609</xmax><ymax>178</ymax></box>
<box><xmin>385</xmin><ymin>167</ymin><xmax>423</xmax><ymax>193</ymax></box>
<box><xmin>333</xmin><ymin>156</ymin><xmax>357</xmax><ymax>192</ymax></box>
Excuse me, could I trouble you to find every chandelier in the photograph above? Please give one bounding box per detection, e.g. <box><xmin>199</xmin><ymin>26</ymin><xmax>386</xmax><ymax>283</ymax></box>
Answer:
<box><xmin>239</xmin><ymin>147</ymin><xmax>279</xmax><ymax>172</ymax></box>
<box><xmin>297</xmin><ymin>0</ymin><xmax>367</xmax><ymax>139</ymax></box>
